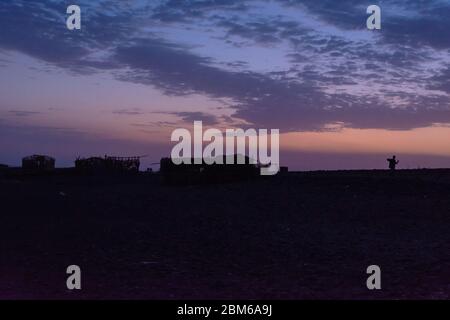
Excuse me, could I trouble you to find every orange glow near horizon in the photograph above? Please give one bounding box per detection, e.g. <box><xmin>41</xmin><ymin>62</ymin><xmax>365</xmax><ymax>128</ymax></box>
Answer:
<box><xmin>281</xmin><ymin>126</ymin><xmax>450</xmax><ymax>156</ymax></box>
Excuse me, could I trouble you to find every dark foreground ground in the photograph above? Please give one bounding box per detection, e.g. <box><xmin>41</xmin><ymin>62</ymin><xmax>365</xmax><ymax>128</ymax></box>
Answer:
<box><xmin>1</xmin><ymin>169</ymin><xmax>450</xmax><ymax>299</ymax></box>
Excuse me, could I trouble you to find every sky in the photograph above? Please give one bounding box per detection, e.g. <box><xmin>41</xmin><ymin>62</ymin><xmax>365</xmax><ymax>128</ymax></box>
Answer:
<box><xmin>1</xmin><ymin>0</ymin><xmax>450</xmax><ymax>170</ymax></box>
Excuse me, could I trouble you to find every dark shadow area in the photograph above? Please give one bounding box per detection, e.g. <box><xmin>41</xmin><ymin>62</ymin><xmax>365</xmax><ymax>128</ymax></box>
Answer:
<box><xmin>1</xmin><ymin>169</ymin><xmax>450</xmax><ymax>299</ymax></box>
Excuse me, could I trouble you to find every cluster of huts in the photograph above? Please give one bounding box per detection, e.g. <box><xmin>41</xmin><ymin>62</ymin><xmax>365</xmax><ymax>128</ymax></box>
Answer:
<box><xmin>19</xmin><ymin>154</ymin><xmax>141</xmax><ymax>174</ymax></box>
<box><xmin>75</xmin><ymin>155</ymin><xmax>140</xmax><ymax>173</ymax></box>
<box><xmin>15</xmin><ymin>154</ymin><xmax>287</xmax><ymax>184</ymax></box>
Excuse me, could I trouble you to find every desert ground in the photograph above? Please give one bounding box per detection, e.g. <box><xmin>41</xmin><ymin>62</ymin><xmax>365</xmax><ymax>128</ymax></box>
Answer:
<box><xmin>1</xmin><ymin>169</ymin><xmax>449</xmax><ymax>299</ymax></box>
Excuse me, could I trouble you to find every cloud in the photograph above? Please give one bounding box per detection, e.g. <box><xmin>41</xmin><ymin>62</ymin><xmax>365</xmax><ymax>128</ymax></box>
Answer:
<box><xmin>130</xmin><ymin>121</ymin><xmax>179</xmax><ymax>128</ymax></box>
<box><xmin>111</xmin><ymin>36</ymin><xmax>450</xmax><ymax>130</ymax></box>
<box><xmin>8</xmin><ymin>110</ymin><xmax>41</xmax><ymax>117</ymax></box>
<box><xmin>280</xmin><ymin>0</ymin><xmax>450</xmax><ymax>49</ymax></box>
<box><xmin>427</xmin><ymin>65</ymin><xmax>450</xmax><ymax>94</ymax></box>
<box><xmin>0</xmin><ymin>0</ymin><xmax>135</xmax><ymax>73</ymax></box>
<box><xmin>151</xmin><ymin>0</ymin><xmax>248</xmax><ymax>22</ymax></box>
<box><xmin>169</xmin><ymin>111</ymin><xmax>220</xmax><ymax>125</ymax></box>
<box><xmin>1</xmin><ymin>0</ymin><xmax>450</xmax><ymax>132</ymax></box>
<box><xmin>112</xmin><ymin>108</ymin><xmax>145</xmax><ymax>115</ymax></box>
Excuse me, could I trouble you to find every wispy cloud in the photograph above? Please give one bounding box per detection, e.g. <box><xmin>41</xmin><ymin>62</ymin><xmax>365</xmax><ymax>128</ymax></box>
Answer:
<box><xmin>8</xmin><ymin>110</ymin><xmax>41</xmax><ymax>117</ymax></box>
<box><xmin>1</xmin><ymin>0</ymin><xmax>449</xmax><ymax>132</ymax></box>
<box><xmin>112</xmin><ymin>108</ymin><xmax>145</xmax><ymax>116</ymax></box>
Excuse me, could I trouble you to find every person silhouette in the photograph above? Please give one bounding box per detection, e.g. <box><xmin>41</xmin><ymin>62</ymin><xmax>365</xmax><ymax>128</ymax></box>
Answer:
<box><xmin>387</xmin><ymin>155</ymin><xmax>399</xmax><ymax>170</ymax></box>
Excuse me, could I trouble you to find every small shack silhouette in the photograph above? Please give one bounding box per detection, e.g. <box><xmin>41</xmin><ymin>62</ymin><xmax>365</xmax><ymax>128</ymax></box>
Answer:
<box><xmin>75</xmin><ymin>155</ymin><xmax>141</xmax><ymax>174</ymax></box>
<box><xmin>22</xmin><ymin>155</ymin><xmax>55</xmax><ymax>171</ymax></box>
<box><xmin>160</xmin><ymin>154</ymin><xmax>260</xmax><ymax>185</ymax></box>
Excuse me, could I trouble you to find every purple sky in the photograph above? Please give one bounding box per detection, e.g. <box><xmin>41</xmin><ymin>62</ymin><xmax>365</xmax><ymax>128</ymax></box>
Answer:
<box><xmin>1</xmin><ymin>0</ymin><xmax>450</xmax><ymax>170</ymax></box>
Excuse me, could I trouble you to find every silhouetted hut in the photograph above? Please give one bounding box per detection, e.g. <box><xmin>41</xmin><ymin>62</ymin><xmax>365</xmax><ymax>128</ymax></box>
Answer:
<box><xmin>160</xmin><ymin>154</ymin><xmax>259</xmax><ymax>185</ymax></box>
<box><xmin>75</xmin><ymin>155</ymin><xmax>140</xmax><ymax>174</ymax></box>
<box><xmin>279</xmin><ymin>166</ymin><xmax>289</xmax><ymax>174</ymax></box>
<box><xmin>22</xmin><ymin>155</ymin><xmax>55</xmax><ymax>171</ymax></box>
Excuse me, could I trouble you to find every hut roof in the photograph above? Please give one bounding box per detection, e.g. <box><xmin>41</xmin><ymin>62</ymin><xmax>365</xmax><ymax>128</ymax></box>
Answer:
<box><xmin>23</xmin><ymin>154</ymin><xmax>55</xmax><ymax>161</ymax></box>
